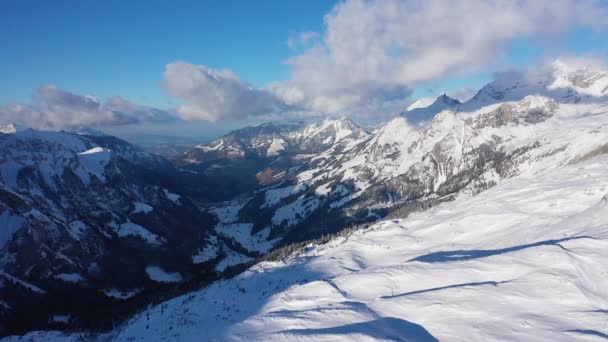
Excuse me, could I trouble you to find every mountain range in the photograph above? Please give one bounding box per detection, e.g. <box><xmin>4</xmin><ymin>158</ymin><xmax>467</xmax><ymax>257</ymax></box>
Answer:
<box><xmin>1</xmin><ymin>60</ymin><xmax>608</xmax><ymax>339</ymax></box>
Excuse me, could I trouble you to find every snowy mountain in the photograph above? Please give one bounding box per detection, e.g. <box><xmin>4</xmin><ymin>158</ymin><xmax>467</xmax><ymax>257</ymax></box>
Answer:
<box><xmin>4</xmin><ymin>60</ymin><xmax>608</xmax><ymax>339</ymax></box>
<box><xmin>18</xmin><ymin>147</ymin><xmax>608</xmax><ymax>341</ymax></box>
<box><xmin>176</xmin><ymin>118</ymin><xmax>370</xmax><ymax>200</ymax></box>
<box><xmin>401</xmin><ymin>93</ymin><xmax>461</xmax><ymax>125</ymax></box>
<box><xmin>0</xmin><ymin>129</ymin><xmax>226</xmax><ymax>335</ymax></box>
<box><xmin>181</xmin><ymin>118</ymin><xmax>369</xmax><ymax>162</ymax></box>
<box><xmin>192</xmin><ymin>60</ymin><xmax>608</xmax><ymax>275</ymax></box>
<box><xmin>0</xmin><ymin>124</ymin><xmax>18</xmax><ymax>134</ymax></box>
<box><xmin>462</xmin><ymin>59</ymin><xmax>608</xmax><ymax>111</ymax></box>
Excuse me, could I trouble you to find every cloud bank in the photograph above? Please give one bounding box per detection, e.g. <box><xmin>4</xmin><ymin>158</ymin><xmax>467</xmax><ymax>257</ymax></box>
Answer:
<box><xmin>0</xmin><ymin>85</ymin><xmax>173</xmax><ymax>129</ymax></box>
<box><xmin>3</xmin><ymin>0</ymin><xmax>607</xmax><ymax>128</ymax></box>
<box><xmin>164</xmin><ymin>0</ymin><xmax>608</xmax><ymax>121</ymax></box>
<box><xmin>162</xmin><ymin>62</ymin><xmax>289</xmax><ymax>122</ymax></box>
<box><xmin>278</xmin><ymin>0</ymin><xmax>608</xmax><ymax>113</ymax></box>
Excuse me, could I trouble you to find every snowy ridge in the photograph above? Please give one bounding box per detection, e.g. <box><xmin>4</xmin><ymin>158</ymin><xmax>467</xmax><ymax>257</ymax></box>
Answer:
<box><xmin>0</xmin><ymin>128</ymin><xmax>219</xmax><ymax>334</ymax></box>
<box><xmin>32</xmin><ymin>154</ymin><xmax>608</xmax><ymax>341</ymax></box>
<box><xmin>187</xmin><ymin>61</ymin><xmax>608</xmax><ymax>272</ymax></box>
<box><xmin>402</xmin><ymin>93</ymin><xmax>461</xmax><ymax>125</ymax></box>
<box><xmin>4</xmin><ymin>60</ymin><xmax>608</xmax><ymax>338</ymax></box>
<box><xmin>180</xmin><ymin>118</ymin><xmax>370</xmax><ymax>164</ymax></box>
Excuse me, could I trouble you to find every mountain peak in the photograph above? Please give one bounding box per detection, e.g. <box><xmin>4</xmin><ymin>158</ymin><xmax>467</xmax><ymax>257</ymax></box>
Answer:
<box><xmin>0</xmin><ymin>123</ymin><xmax>18</xmax><ymax>134</ymax></box>
<box><xmin>462</xmin><ymin>60</ymin><xmax>608</xmax><ymax>112</ymax></box>
<box><xmin>406</xmin><ymin>97</ymin><xmax>435</xmax><ymax>111</ymax></box>
<box><xmin>434</xmin><ymin>93</ymin><xmax>461</xmax><ymax>106</ymax></box>
<box><xmin>401</xmin><ymin>93</ymin><xmax>461</xmax><ymax>125</ymax></box>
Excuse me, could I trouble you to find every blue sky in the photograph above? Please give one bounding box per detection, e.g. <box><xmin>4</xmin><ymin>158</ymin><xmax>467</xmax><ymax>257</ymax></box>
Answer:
<box><xmin>1</xmin><ymin>0</ymin><xmax>607</xmax><ymax>142</ymax></box>
<box><xmin>0</xmin><ymin>0</ymin><xmax>335</xmax><ymax>107</ymax></box>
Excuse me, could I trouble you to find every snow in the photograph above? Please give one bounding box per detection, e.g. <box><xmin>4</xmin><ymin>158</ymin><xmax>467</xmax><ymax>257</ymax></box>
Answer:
<box><xmin>66</xmin><ymin>220</ymin><xmax>88</xmax><ymax>241</ymax></box>
<box><xmin>99</xmin><ymin>154</ymin><xmax>608</xmax><ymax>341</ymax></box>
<box><xmin>197</xmin><ymin>139</ymin><xmax>224</xmax><ymax>151</ymax></box>
<box><xmin>272</xmin><ymin>196</ymin><xmax>320</xmax><ymax>227</ymax></box>
<box><xmin>404</xmin><ymin>94</ymin><xmax>461</xmax><ymax>125</ymax></box>
<box><xmin>131</xmin><ymin>201</ymin><xmax>153</xmax><ymax>214</ymax></box>
<box><xmin>114</xmin><ymin>222</ymin><xmax>163</xmax><ymax>246</ymax></box>
<box><xmin>215</xmin><ymin>247</ymin><xmax>254</xmax><ymax>272</ymax></box>
<box><xmin>53</xmin><ymin>273</ymin><xmax>83</xmax><ymax>283</ymax></box>
<box><xmin>0</xmin><ymin>123</ymin><xmax>17</xmax><ymax>134</ymax></box>
<box><xmin>76</xmin><ymin>147</ymin><xmax>111</xmax><ymax>184</ymax></box>
<box><xmin>0</xmin><ymin>210</ymin><xmax>25</xmax><ymax>249</ymax></box>
<box><xmin>333</xmin><ymin>121</ymin><xmax>354</xmax><ymax>141</ymax></box>
<box><xmin>163</xmin><ymin>189</ymin><xmax>181</xmax><ymax>203</ymax></box>
<box><xmin>14</xmin><ymin>130</ymin><xmax>87</xmax><ymax>152</ymax></box>
<box><xmin>211</xmin><ymin>201</ymin><xmax>247</xmax><ymax>224</ymax></box>
<box><xmin>406</xmin><ymin>97</ymin><xmax>435</xmax><ymax>111</ymax></box>
<box><xmin>2</xmin><ymin>331</ymin><xmax>95</xmax><ymax>341</ymax></box>
<box><xmin>145</xmin><ymin>266</ymin><xmax>183</xmax><ymax>283</ymax></box>
<box><xmin>314</xmin><ymin>182</ymin><xmax>333</xmax><ymax>196</ymax></box>
<box><xmin>266</xmin><ymin>139</ymin><xmax>287</xmax><ymax>156</ymax></box>
<box><xmin>102</xmin><ymin>288</ymin><xmax>141</xmax><ymax>300</ymax></box>
<box><xmin>216</xmin><ymin>223</ymin><xmax>278</xmax><ymax>254</ymax></box>
<box><xmin>296</xmin><ymin>168</ymin><xmax>319</xmax><ymax>182</ymax></box>
<box><xmin>192</xmin><ymin>235</ymin><xmax>220</xmax><ymax>264</ymax></box>
<box><xmin>263</xmin><ymin>183</ymin><xmax>308</xmax><ymax>208</ymax></box>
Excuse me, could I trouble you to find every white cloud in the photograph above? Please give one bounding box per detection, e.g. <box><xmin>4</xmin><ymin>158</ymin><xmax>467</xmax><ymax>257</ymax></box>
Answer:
<box><xmin>448</xmin><ymin>88</ymin><xmax>477</xmax><ymax>103</ymax></box>
<box><xmin>0</xmin><ymin>85</ymin><xmax>173</xmax><ymax>129</ymax></box>
<box><xmin>162</xmin><ymin>62</ymin><xmax>289</xmax><ymax>122</ymax></box>
<box><xmin>157</xmin><ymin>0</ymin><xmax>607</xmax><ymax>122</ymax></box>
<box><xmin>271</xmin><ymin>0</ymin><xmax>608</xmax><ymax>114</ymax></box>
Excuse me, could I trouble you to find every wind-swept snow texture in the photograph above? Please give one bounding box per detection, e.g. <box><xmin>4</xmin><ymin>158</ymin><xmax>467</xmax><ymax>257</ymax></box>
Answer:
<box><xmin>23</xmin><ymin>154</ymin><xmax>608</xmax><ymax>341</ymax></box>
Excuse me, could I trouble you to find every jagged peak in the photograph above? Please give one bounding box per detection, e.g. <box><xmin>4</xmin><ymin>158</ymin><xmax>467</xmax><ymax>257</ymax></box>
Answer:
<box><xmin>406</xmin><ymin>97</ymin><xmax>435</xmax><ymax>111</ymax></box>
<box><xmin>402</xmin><ymin>93</ymin><xmax>462</xmax><ymax>126</ymax></box>
<box><xmin>433</xmin><ymin>93</ymin><xmax>462</xmax><ymax>106</ymax></box>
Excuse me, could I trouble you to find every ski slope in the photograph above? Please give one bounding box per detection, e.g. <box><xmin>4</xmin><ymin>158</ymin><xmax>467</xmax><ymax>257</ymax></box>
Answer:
<box><xmin>19</xmin><ymin>154</ymin><xmax>604</xmax><ymax>341</ymax></box>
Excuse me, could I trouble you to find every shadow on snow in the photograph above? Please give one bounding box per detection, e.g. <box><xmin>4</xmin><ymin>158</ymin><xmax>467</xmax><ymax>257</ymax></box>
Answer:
<box><xmin>408</xmin><ymin>236</ymin><xmax>593</xmax><ymax>263</ymax></box>
<box><xmin>278</xmin><ymin>317</ymin><xmax>438</xmax><ymax>342</ymax></box>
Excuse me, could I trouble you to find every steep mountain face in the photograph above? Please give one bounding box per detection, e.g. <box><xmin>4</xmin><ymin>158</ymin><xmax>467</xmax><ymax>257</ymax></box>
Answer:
<box><xmin>201</xmin><ymin>61</ymin><xmax>608</xmax><ymax>265</ymax></box>
<box><xmin>401</xmin><ymin>93</ymin><xmax>461</xmax><ymax>125</ymax></box>
<box><xmin>0</xmin><ymin>129</ymin><xmax>222</xmax><ymax>335</ymax></box>
<box><xmin>176</xmin><ymin>119</ymin><xmax>370</xmax><ymax>199</ymax></box>
<box><xmin>181</xmin><ymin>118</ymin><xmax>370</xmax><ymax>162</ymax></box>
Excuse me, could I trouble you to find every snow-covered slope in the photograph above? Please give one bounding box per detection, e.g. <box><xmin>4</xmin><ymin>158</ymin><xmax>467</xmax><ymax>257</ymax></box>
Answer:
<box><xmin>224</xmin><ymin>99</ymin><xmax>607</xmax><ymax>250</ymax></box>
<box><xmin>27</xmin><ymin>153</ymin><xmax>608</xmax><ymax>341</ymax></box>
<box><xmin>461</xmin><ymin>59</ymin><xmax>608</xmax><ymax>111</ymax></box>
<box><xmin>0</xmin><ymin>129</ymin><xmax>220</xmax><ymax>334</ymax></box>
<box><xmin>190</xmin><ymin>61</ymin><xmax>608</xmax><ymax>275</ymax></box>
<box><xmin>401</xmin><ymin>93</ymin><xmax>461</xmax><ymax>125</ymax></box>
<box><xmin>180</xmin><ymin>118</ymin><xmax>369</xmax><ymax>164</ymax></box>
<box><xmin>5</xmin><ymin>60</ymin><xmax>608</xmax><ymax>339</ymax></box>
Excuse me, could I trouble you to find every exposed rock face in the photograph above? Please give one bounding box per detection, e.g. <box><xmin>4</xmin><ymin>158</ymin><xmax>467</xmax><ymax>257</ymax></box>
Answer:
<box><xmin>0</xmin><ymin>130</ymin><xmax>220</xmax><ymax>334</ymax></box>
<box><xmin>469</xmin><ymin>96</ymin><xmax>558</xmax><ymax>129</ymax></box>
